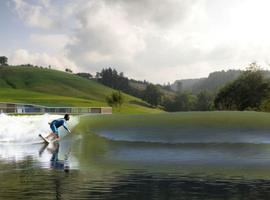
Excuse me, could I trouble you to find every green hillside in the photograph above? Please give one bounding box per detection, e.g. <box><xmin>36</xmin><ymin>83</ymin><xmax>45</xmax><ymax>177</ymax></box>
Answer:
<box><xmin>0</xmin><ymin>66</ymin><xmax>161</xmax><ymax>113</ymax></box>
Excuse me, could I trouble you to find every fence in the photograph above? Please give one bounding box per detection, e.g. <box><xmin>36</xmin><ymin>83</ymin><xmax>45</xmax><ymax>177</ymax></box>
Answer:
<box><xmin>0</xmin><ymin>103</ymin><xmax>112</xmax><ymax>114</ymax></box>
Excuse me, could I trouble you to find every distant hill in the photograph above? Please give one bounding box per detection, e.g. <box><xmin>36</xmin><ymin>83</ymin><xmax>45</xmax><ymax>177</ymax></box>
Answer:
<box><xmin>172</xmin><ymin>70</ymin><xmax>259</xmax><ymax>94</ymax></box>
<box><xmin>0</xmin><ymin>66</ymin><xmax>161</xmax><ymax>113</ymax></box>
<box><xmin>171</xmin><ymin>78</ymin><xmax>206</xmax><ymax>92</ymax></box>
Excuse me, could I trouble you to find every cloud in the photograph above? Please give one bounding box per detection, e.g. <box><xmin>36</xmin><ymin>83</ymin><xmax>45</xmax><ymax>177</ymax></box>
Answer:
<box><xmin>106</xmin><ymin>0</ymin><xmax>197</xmax><ymax>29</ymax></box>
<box><xmin>12</xmin><ymin>0</ymin><xmax>56</xmax><ymax>29</ymax></box>
<box><xmin>65</xmin><ymin>0</ymin><xmax>204</xmax><ymax>81</ymax></box>
<box><xmin>8</xmin><ymin>0</ymin><xmax>270</xmax><ymax>83</ymax></box>
<box><xmin>9</xmin><ymin>49</ymin><xmax>78</xmax><ymax>71</ymax></box>
<box><xmin>30</xmin><ymin>34</ymin><xmax>70</xmax><ymax>52</ymax></box>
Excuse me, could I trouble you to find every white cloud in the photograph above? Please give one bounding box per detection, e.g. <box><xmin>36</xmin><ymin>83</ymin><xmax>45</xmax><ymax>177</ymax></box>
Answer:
<box><xmin>8</xmin><ymin>0</ymin><xmax>270</xmax><ymax>83</ymax></box>
<box><xmin>65</xmin><ymin>0</ymin><xmax>202</xmax><ymax>81</ymax></box>
<box><xmin>12</xmin><ymin>0</ymin><xmax>58</xmax><ymax>29</ymax></box>
<box><xmin>9</xmin><ymin>49</ymin><xmax>78</xmax><ymax>71</ymax></box>
<box><xmin>30</xmin><ymin>34</ymin><xmax>70</xmax><ymax>52</ymax></box>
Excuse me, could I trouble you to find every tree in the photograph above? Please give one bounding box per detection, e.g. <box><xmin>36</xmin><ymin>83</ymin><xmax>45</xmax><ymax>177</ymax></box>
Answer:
<box><xmin>106</xmin><ymin>91</ymin><xmax>124</xmax><ymax>107</ymax></box>
<box><xmin>162</xmin><ymin>82</ymin><xmax>173</xmax><ymax>91</ymax></box>
<box><xmin>96</xmin><ymin>67</ymin><xmax>147</xmax><ymax>100</ymax></box>
<box><xmin>76</xmin><ymin>73</ymin><xmax>93</xmax><ymax>79</ymax></box>
<box><xmin>214</xmin><ymin>63</ymin><xmax>270</xmax><ymax>111</ymax></box>
<box><xmin>174</xmin><ymin>92</ymin><xmax>197</xmax><ymax>111</ymax></box>
<box><xmin>176</xmin><ymin>81</ymin><xmax>182</xmax><ymax>92</ymax></box>
<box><xmin>143</xmin><ymin>84</ymin><xmax>162</xmax><ymax>107</ymax></box>
<box><xmin>0</xmin><ymin>56</ymin><xmax>8</xmax><ymax>66</ymax></box>
<box><xmin>65</xmin><ymin>68</ymin><xmax>73</xmax><ymax>73</ymax></box>
<box><xmin>196</xmin><ymin>91</ymin><xmax>214</xmax><ymax>111</ymax></box>
<box><xmin>162</xmin><ymin>92</ymin><xmax>197</xmax><ymax>111</ymax></box>
<box><xmin>162</xmin><ymin>97</ymin><xmax>177</xmax><ymax>111</ymax></box>
<box><xmin>97</xmin><ymin>68</ymin><xmax>130</xmax><ymax>92</ymax></box>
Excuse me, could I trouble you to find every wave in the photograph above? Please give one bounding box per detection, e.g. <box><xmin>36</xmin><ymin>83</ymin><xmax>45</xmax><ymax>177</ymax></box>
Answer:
<box><xmin>94</xmin><ymin>129</ymin><xmax>270</xmax><ymax>144</ymax></box>
<box><xmin>0</xmin><ymin>114</ymin><xmax>79</xmax><ymax>143</ymax></box>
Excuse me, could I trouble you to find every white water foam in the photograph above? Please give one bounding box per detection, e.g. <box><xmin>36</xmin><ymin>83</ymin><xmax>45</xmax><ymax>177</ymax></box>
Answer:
<box><xmin>0</xmin><ymin>114</ymin><xmax>79</xmax><ymax>143</ymax></box>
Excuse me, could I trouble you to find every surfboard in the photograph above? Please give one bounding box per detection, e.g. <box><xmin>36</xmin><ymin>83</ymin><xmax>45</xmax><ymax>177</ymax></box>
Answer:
<box><xmin>38</xmin><ymin>142</ymin><xmax>48</xmax><ymax>156</ymax></box>
<box><xmin>39</xmin><ymin>134</ymin><xmax>49</xmax><ymax>144</ymax></box>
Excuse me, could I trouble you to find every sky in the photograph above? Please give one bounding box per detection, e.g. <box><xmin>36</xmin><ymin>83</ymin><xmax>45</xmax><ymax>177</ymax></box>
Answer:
<box><xmin>1</xmin><ymin>0</ymin><xmax>270</xmax><ymax>83</ymax></box>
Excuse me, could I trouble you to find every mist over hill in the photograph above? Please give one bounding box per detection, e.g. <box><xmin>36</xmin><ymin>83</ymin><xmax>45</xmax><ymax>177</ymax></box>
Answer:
<box><xmin>171</xmin><ymin>70</ymin><xmax>270</xmax><ymax>94</ymax></box>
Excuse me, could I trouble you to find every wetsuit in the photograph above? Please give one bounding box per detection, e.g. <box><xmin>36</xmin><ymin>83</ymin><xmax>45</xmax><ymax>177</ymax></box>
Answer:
<box><xmin>50</xmin><ymin>118</ymin><xmax>70</xmax><ymax>137</ymax></box>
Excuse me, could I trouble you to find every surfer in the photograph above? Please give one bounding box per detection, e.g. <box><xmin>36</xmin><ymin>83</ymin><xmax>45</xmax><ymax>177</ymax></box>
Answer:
<box><xmin>45</xmin><ymin>114</ymin><xmax>71</xmax><ymax>141</ymax></box>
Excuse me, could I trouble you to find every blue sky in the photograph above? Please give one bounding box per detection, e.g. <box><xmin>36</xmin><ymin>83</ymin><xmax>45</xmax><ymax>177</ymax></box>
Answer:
<box><xmin>1</xmin><ymin>0</ymin><xmax>270</xmax><ymax>83</ymax></box>
<box><xmin>0</xmin><ymin>1</ymin><xmax>29</xmax><ymax>55</ymax></box>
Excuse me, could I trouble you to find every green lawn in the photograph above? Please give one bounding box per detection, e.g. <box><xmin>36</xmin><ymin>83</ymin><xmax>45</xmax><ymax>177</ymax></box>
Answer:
<box><xmin>0</xmin><ymin>88</ymin><xmax>106</xmax><ymax>107</ymax></box>
<box><xmin>0</xmin><ymin>66</ymin><xmax>161</xmax><ymax>113</ymax></box>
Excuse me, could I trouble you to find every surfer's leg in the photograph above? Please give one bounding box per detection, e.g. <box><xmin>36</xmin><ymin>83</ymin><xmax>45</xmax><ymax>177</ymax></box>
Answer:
<box><xmin>54</xmin><ymin>130</ymin><xmax>60</xmax><ymax>141</ymax></box>
<box><xmin>45</xmin><ymin>132</ymin><xmax>55</xmax><ymax>139</ymax></box>
<box><xmin>46</xmin><ymin>123</ymin><xmax>58</xmax><ymax>139</ymax></box>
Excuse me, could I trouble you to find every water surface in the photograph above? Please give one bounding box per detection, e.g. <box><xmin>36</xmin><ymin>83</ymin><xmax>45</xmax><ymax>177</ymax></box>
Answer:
<box><xmin>1</xmin><ymin>112</ymin><xmax>270</xmax><ymax>199</ymax></box>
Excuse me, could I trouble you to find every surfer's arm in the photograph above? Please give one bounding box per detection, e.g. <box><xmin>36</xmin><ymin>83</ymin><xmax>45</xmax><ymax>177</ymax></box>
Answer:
<box><xmin>63</xmin><ymin>122</ymin><xmax>71</xmax><ymax>133</ymax></box>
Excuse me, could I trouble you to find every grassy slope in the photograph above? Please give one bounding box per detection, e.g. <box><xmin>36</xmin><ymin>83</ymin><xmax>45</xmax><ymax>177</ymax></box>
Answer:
<box><xmin>0</xmin><ymin>66</ymin><xmax>161</xmax><ymax>113</ymax></box>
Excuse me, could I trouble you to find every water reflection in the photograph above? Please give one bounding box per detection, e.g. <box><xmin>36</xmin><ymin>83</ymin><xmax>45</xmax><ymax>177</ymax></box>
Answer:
<box><xmin>1</xmin><ymin>166</ymin><xmax>270</xmax><ymax>200</ymax></box>
<box><xmin>0</xmin><ymin>136</ymin><xmax>78</xmax><ymax>170</ymax></box>
<box><xmin>2</xmin><ymin>132</ymin><xmax>270</xmax><ymax>199</ymax></box>
<box><xmin>39</xmin><ymin>142</ymin><xmax>71</xmax><ymax>172</ymax></box>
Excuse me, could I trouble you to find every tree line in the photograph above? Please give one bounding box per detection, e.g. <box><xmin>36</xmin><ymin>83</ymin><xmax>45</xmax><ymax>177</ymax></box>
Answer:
<box><xmin>94</xmin><ymin>67</ymin><xmax>214</xmax><ymax>110</ymax></box>
<box><xmin>2</xmin><ymin>55</ymin><xmax>270</xmax><ymax>112</ymax></box>
<box><xmin>164</xmin><ymin>63</ymin><xmax>270</xmax><ymax>112</ymax></box>
<box><xmin>95</xmin><ymin>63</ymin><xmax>270</xmax><ymax>112</ymax></box>
<box><xmin>214</xmin><ymin>63</ymin><xmax>270</xmax><ymax>111</ymax></box>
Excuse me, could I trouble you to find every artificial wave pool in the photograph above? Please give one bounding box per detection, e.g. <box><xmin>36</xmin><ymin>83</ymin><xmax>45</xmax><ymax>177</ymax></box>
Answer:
<box><xmin>2</xmin><ymin>112</ymin><xmax>270</xmax><ymax>199</ymax></box>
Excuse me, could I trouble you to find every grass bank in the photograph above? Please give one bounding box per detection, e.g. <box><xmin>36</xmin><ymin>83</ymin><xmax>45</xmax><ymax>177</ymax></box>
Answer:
<box><xmin>0</xmin><ymin>66</ymin><xmax>161</xmax><ymax>113</ymax></box>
